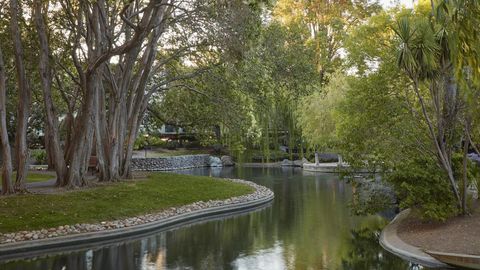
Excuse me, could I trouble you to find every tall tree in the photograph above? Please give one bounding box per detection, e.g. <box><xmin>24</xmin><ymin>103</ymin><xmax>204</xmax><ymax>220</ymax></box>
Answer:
<box><xmin>274</xmin><ymin>0</ymin><xmax>380</xmax><ymax>84</ymax></box>
<box><xmin>9</xmin><ymin>0</ymin><xmax>31</xmax><ymax>192</ymax></box>
<box><xmin>33</xmin><ymin>0</ymin><xmax>67</xmax><ymax>186</ymax></box>
<box><xmin>0</xmin><ymin>46</ymin><xmax>13</xmax><ymax>195</ymax></box>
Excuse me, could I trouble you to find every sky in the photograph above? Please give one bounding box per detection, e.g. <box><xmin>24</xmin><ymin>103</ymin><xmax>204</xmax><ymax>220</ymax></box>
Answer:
<box><xmin>379</xmin><ymin>0</ymin><xmax>416</xmax><ymax>9</ymax></box>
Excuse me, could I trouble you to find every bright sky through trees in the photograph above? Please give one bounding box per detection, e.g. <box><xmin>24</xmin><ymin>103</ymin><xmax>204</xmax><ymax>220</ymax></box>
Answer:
<box><xmin>380</xmin><ymin>0</ymin><xmax>415</xmax><ymax>8</ymax></box>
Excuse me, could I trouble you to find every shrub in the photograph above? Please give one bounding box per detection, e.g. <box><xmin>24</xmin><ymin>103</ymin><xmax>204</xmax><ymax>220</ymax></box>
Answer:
<box><xmin>31</xmin><ymin>149</ymin><xmax>47</xmax><ymax>165</ymax></box>
<box><xmin>134</xmin><ymin>135</ymin><xmax>166</xmax><ymax>150</ymax></box>
<box><xmin>184</xmin><ymin>140</ymin><xmax>201</xmax><ymax>149</ymax></box>
<box><xmin>165</xmin><ymin>141</ymin><xmax>178</xmax><ymax>150</ymax></box>
<box><xmin>387</xmin><ymin>158</ymin><xmax>458</xmax><ymax>221</ymax></box>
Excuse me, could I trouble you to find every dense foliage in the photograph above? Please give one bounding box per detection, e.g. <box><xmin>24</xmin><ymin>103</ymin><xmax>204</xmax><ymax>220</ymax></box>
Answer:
<box><xmin>1</xmin><ymin>0</ymin><xmax>479</xmax><ymax>221</ymax></box>
<box><xmin>296</xmin><ymin>1</ymin><xmax>480</xmax><ymax>220</ymax></box>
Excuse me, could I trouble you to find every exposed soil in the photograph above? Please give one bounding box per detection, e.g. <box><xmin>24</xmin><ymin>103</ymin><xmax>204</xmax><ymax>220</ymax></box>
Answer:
<box><xmin>397</xmin><ymin>204</ymin><xmax>480</xmax><ymax>255</ymax></box>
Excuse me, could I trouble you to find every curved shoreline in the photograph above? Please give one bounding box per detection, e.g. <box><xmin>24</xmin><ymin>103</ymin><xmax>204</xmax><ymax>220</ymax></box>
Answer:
<box><xmin>379</xmin><ymin>209</ymin><xmax>451</xmax><ymax>268</ymax></box>
<box><xmin>0</xmin><ymin>179</ymin><xmax>274</xmax><ymax>262</ymax></box>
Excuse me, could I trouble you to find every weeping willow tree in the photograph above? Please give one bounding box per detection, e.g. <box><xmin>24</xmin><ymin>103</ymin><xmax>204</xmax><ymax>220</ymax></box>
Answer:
<box><xmin>136</xmin><ymin>0</ymin><xmax>388</xmax><ymax>165</ymax></box>
<box><xmin>297</xmin><ymin>72</ymin><xmax>348</xmax><ymax>155</ymax></box>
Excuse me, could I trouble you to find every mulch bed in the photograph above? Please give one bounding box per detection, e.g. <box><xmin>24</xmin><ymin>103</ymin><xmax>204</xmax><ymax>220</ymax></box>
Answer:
<box><xmin>397</xmin><ymin>204</ymin><xmax>480</xmax><ymax>255</ymax></box>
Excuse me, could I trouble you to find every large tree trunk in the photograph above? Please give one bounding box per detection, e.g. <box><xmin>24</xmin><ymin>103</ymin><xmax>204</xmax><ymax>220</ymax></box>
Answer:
<box><xmin>10</xmin><ymin>0</ymin><xmax>31</xmax><ymax>192</ymax></box>
<box><xmin>44</xmin><ymin>127</ymin><xmax>56</xmax><ymax>170</ymax></box>
<box><xmin>65</xmin><ymin>76</ymin><xmax>96</xmax><ymax>187</ymax></box>
<box><xmin>121</xmin><ymin>17</ymin><xmax>167</xmax><ymax>177</ymax></box>
<box><xmin>94</xmin><ymin>78</ymin><xmax>111</xmax><ymax>182</ymax></box>
<box><xmin>0</xmin><ymin>47</ymin><xmax>14</xmax><ymax>195</ymax></box>
<box><xmin>60</xmin><ymin>0</ymin><xmax>165</xmax><ymax>185</ymax></box>
<box><xmin>34</xmin><ymin>0</ymin><xmax>68</xmax><ymax>186</ymax></box>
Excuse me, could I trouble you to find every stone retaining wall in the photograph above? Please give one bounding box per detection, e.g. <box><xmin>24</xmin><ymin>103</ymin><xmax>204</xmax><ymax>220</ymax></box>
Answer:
<box><xmin>131</xmin><ymin>154</ymin><xmax>210</xmax><ymax>171</ymax></box>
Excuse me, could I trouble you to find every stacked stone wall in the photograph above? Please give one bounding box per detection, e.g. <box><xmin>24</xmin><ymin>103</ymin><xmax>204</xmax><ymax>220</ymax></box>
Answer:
<box><xmin>131</xmin><ymin>155</ymin><xmax>210</xmax><ymax>171</ymax></box>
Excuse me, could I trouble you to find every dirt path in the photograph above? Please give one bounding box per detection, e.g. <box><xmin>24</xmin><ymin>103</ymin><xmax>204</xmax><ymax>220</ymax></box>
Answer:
<box><xmin>397</xmin><ymin>204</ymin><xmax>480</xmax><ymax>255</ymax></box>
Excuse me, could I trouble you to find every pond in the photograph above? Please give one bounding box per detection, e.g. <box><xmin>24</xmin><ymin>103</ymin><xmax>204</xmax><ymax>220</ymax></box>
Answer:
<box><xmin>1</xmin><ymin>167</ymin><xmax>423</xmax><ymax>270</ymax></box>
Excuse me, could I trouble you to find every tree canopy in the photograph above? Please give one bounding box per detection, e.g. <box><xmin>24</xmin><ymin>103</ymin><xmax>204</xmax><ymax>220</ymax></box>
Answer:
<box><xmin>1</xmin><ymin>0</ymin><xmax>480</xmax><ymax>221</ymax></box>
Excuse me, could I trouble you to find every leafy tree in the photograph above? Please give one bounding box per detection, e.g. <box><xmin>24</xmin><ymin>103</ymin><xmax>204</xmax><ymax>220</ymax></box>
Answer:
<box><xmin>297</xmin><ymin>72</ymin><xmax>348</xmax><ymax>152</ymax></box>
<box><xmin>393</xmin><ymin>0</ymin><xmax>480</xmax><ymax>213</ymax></box>
<box><xmin>274</xmin><ymin>0</ymin><xmax>381</xmax><ymax>84</ymax></box>
<box><xmin>332</xmin><ymin>1</ymin><xmax>480</xmax><ymax>219</ymax></box>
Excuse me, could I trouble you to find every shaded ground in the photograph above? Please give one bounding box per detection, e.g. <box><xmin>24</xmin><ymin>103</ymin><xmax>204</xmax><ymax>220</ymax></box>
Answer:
<box><xmin>398</xmin><ymin>204</ymin><xmax>480</xmax><ymax>255</ymax></box>
<box><xmin>0</xmin><ymin>171</ymin><xmax>56</xmax><ymax>194</ymax></box>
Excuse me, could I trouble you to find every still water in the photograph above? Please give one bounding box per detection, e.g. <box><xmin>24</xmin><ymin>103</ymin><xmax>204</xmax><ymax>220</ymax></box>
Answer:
<box><xmin>1</xmin><ymin>167</ymin><xmax>419</xmax><ymax>270</ymax></box>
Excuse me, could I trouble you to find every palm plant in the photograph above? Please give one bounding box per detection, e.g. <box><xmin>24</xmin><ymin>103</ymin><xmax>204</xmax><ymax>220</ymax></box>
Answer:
<box><xmin>393</xmin><ymin>7</ymin><xmax>463</xmax><ymax>210</ymax></box>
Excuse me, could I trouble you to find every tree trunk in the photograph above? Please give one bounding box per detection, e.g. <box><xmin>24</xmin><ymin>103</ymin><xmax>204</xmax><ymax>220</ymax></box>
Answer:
<box><xmin>0</xmin><ymin>47</ymin><xmax>14</xmax><ymax>195</ymax></box>
<box><xmin>94</xmin><ymin>78</ymin><xmax>112</xmax><ymax>182</ymax></box>
<box><xmin>34</xmin><ymin>0</ymin><xmax>68</xmax><ymax>186</ymax></box>
<box><xmin>10</xmin><ymin>0</ymin><xmax>31</xmax><ymax>192</ymax></box>
<box><xmin>120</xmin><ymin>6</ymin><xmax>168</xmax><ymax>178</ymax></box>
<box><xmin>65</xmin><ymin>76</ymin><xmax>96</xmax><ymax>187</ymax></box>
<box><xmin>44</xmin><ymin>127</ymin><xmax>55</xmax><ymax>170</ymax></box>
<box><xmin>462</xmin><ymin>126</ymin><xmax>470</xmax><ymax>215</ymax></box>
<box><xmin>411</xmin><ymin>78</ymin><xmax>462</xmax><ymax>208</ymax></box>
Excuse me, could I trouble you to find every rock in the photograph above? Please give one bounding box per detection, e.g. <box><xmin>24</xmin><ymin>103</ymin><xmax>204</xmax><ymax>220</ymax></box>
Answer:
<box><xmin>281</xmin><ymin>159</ymin><xmax>294</xmax><ymax>167</ymax></box>
<box><xmin>293</xmin><ymin>159</ymin><xmax>305</xmax><ymax>167</ymax></box>
<box><xmin>221</xmin><ymin>155</ymin><xmax>235</xmax><ymax>166</ymax></box>
<box><xmin>131</xmin><ymin>154</ymin><xmax>211</xmax><ymax>171</ymax></box>
<box><xmin>209</xmin><ymin>156</ymin><xmax>223</xmax><ymax>167</ymax></box>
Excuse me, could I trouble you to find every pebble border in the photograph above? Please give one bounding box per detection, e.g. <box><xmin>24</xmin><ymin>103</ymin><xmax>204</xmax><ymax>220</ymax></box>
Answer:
<box><xmin>0</xmin><ymin>179</ymin><xmax>273</xmax><ymax>246</ymax></box>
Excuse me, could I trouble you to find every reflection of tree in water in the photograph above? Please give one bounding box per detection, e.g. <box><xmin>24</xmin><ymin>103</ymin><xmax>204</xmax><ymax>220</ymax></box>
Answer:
<box><xmin>3</xmin><ymin>235</ymin><xmax>169</xmax><ymax>270</ymax></box>
<box><xmin>341</xmin><ymin>226</ymin><xmax>422</xmax><ymax>270</ymax></box>
<box><xmin>164</xmin><ymin>207</ymin><xmax>277</xmax><ymax>270</ymax></box>
<box><xmin>2</xmin><ymin>168</ymin><xmax>422</xmax><ymax>270</ymax></box>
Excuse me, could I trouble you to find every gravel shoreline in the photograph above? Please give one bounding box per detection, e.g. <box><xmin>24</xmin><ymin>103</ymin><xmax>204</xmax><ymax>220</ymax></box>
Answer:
<box><xmin>0</xmin><ymin>178</ymin><xmax>273</xmax><ymax>245</ymax></box>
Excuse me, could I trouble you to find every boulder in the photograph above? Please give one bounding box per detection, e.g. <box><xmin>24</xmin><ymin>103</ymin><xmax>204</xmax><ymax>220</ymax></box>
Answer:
<box><xmin>221</xmin><ymin>155</ymin><xmax>235</xmax><ymax>166</ymax></box>
<box><xmin>281</xmin><ymin>159</ymin><xmax>295</xmax><ymax>167</ymax></box>
<box><xmin>293</xmin><ymin>158</ymin><xmax>309</xmax><ymax>167</ymax></box>
<box><xmin>209</xmin><ymin>156</ymin><xmax>223</xmax><ymax>167</ymax></box>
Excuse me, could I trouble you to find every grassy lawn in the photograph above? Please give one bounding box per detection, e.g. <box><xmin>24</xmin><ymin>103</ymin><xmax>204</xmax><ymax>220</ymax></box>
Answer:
<box><xmin>0</xmin><ymin>173</ymin><xmax>254</xmax><ymax>233</ymax></box>
<box><xmin>12</xmin><ymin>172</ymin><xmax>55</xmax><ymax>183</ymax></box>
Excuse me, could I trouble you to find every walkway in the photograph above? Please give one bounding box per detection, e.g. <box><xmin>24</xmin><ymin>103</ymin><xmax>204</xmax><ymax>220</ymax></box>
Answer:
<box><xmin>379</xmin><ymin>209</ymin><xmax>451</xmax><ymax>268</ymax></box>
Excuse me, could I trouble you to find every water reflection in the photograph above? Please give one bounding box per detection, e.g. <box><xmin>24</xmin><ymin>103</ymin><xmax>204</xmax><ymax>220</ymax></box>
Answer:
<box><xmin>3</xmin><ymin>167</ymin><xmax>416</xmax><ymax>270</ymax></box>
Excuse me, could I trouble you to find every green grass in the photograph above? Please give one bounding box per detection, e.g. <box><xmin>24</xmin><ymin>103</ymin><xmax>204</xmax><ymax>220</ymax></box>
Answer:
<box><xmin>12</xmin><ymin>172</ymin><xmax>55</xmax><ymax>183</ymax></box>
<box><xmin>0</xmin><ymin>173</ymin><xmax>254</xmax><ymax>233</ymax></box>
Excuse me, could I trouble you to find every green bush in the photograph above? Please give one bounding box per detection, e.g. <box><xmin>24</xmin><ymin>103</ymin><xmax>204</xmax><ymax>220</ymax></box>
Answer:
<box><xmin>165</xmin><ymin>140</ymin><xmax>179</xmax><ymax>150</ymax></box>
<box><xmin>134</xmin><ymin>135</ymin><xmax>166</xmax><ymax>150</ymax></box>
<box><xmin>31</xmin><ymin>149</ymin><xmax>47</xmax><ymax>165</ymax></box>
<box><xmin>239</xmin><ymin>149</ymin><xmax>292</xmax><ymax>162</ymax></box>
<box><xmin>387</xmin><ymin>158</ymin><xmax>458</xmax><ymax>221</ymax></box>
